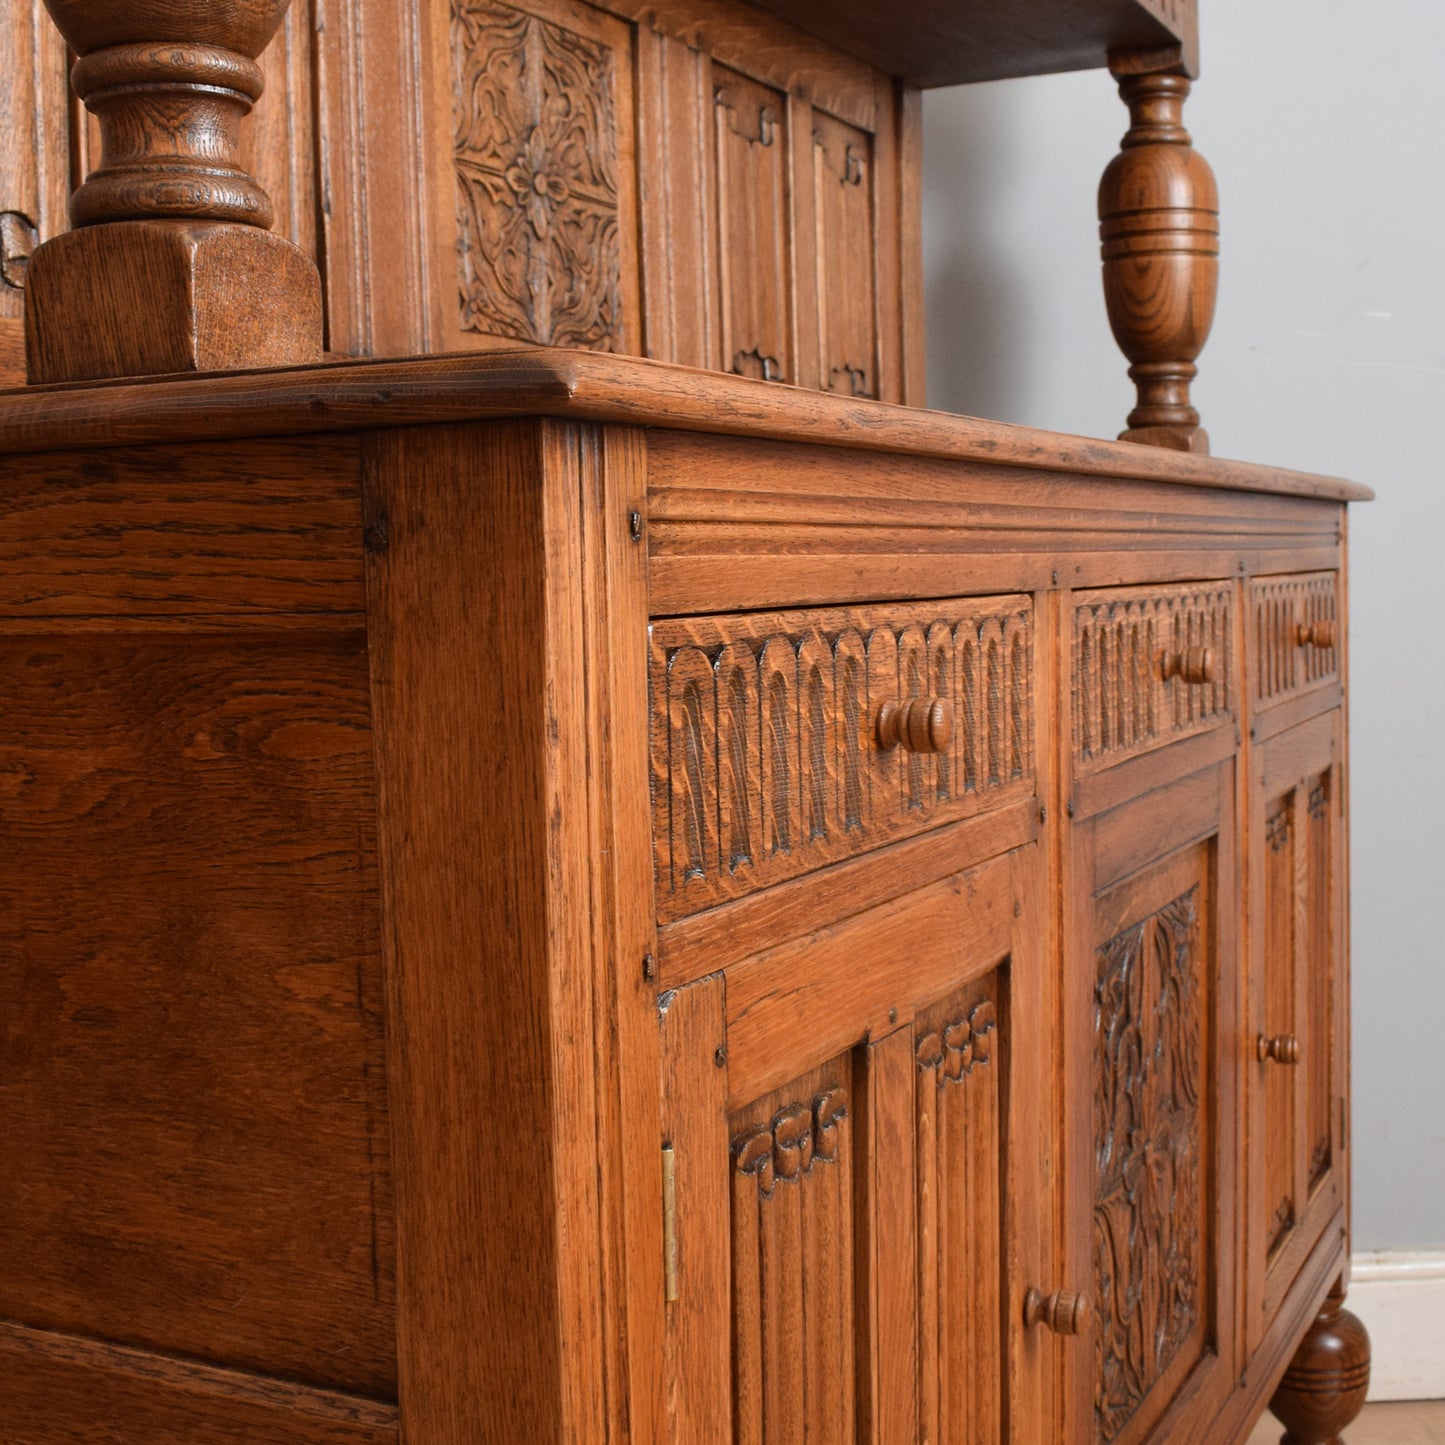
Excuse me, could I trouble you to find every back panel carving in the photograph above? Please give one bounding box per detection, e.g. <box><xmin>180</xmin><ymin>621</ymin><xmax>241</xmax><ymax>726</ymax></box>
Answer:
<box><xmin>651</xmin><ymin>596</ymin><xmax>1035</xmax><ymax>921</ymax></box>
<box><xmin>1251</xmin><ymin>572</ymin><xmax>1340</xmax><ymax>708</ymax></box>
<box><xmin>1074</xmin><ymin>582</ymin><xmax>1232</xmax><ymax>771</ymax></box>
<box><xmin>451</xmin><ymin>0</ymin><xmax>623</xmax><ymax>348</ymax></box>
<box><xmin>1095</xmin><ymin>884</ymin><xmax>1205</xmax><ymax>1443</ymax></box>
<box><xmin>916</xmin><ymin>975</ymin><xmax>1005</xmax><ymax>1445</ymax></box>
<box><xmin>730</xmin><ymin>1064</ymin><xmax>855</xmax><ymax>1443</ymax></box>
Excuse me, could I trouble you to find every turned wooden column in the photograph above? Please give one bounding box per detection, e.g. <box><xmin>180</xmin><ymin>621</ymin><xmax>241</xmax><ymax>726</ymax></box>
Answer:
<box><xmin>23</xmin><ymin>0</ymin><xmax>322</xmax><ymax>384</ymax></box>
<box><xmin>1099</xmin><ymin>49</ymin><xmax>1219</xmax><ymax>453</ymax></box>
<box><xmin>1267</xmin><ymin>1278</ymin><xmax>1372</xmax><ymax>1445</ymax></box>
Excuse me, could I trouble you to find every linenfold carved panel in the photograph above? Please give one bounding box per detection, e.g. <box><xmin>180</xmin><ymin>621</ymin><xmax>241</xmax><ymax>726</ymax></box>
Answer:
<box><xmin>730</xmin><ymin>1079</ymin><xmax>854</xmax><ymax>1441</ymax></box>
<box><xmin>1251</xmin><ymin>572</ymin><xmax>1340</xmax><ymax>708</ymax></box>
<box><xmin>1095</xmin><ymin>887</ymin><xmax>1203</xmax><ymax>1443</ymax></box>
<box><xmin>916</xmin><ymin>980</ymin><xmax>1005</xmax><ymax>1444</ymax></box>
<box><xmin>451</xmin><ymin>0</ymin><xmax>623</xmax><ymax>348</ymax></box>
<box><xmin>650</xmin><ymin>597</ymin><xmax>1035</xmax><ymax>921</ymax></box>
<box><xmin>1074</xmin><ymin>582</ymin><xmax>1232</xmax><ymax>770</ymax></box>
<box><xmin>714</xmin><ymin>66</ymin><xmax>792</xmax><ymax>385</ymax></box>
<box><xmin>813</xmin><ymin>109</ymin><xmax>877</xmax><ymax>398</ymax></box>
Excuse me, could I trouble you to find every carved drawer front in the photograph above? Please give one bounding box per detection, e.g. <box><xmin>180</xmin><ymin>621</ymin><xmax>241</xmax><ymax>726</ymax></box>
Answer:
<box><xmin>1073</xmin><ymin>581</ymin><xmax>1233</xmax><ymax>773</ymax></box>
<box><xmin>1250</xmin><ymin>572</ymin><xmax>1341</xmax><ymax>711</ymax></box>
<box><xmin>650</xmin><ymin>596</ymin><xmax>1035</xmax><ymax>921</ymax></box>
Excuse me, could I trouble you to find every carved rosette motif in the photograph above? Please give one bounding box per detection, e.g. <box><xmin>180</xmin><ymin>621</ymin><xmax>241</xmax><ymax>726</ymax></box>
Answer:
<box><xmin>450</xmin><ymin>0</ymin><xmax>622</xmax><ymax>348</ymax></box>
<box><xmin>1094</xmin><ymin>888</ymin><xmax>1203</xmax><ymax>1443</ymax></box>
<box><xmin>651</xmin><ymin>599</ymin><xmax>1034</xmax><ymax>919</ymax></box>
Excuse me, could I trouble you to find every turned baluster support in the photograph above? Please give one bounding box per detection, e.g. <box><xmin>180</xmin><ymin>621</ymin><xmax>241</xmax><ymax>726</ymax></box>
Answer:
<box><xmin>1099</xmin><ymin>48</ymin><xmax>1219</xmax><ymax>454</ymax></box>
<box><xmin>23</xmin><ymin>0</ymin><xmax>322</xmax><ymax>385</ymax></box>
<box><xmin>1267</xmin><ymin>1277</ymin><xmax>1372</xmax><ymax>1445</ymax></box>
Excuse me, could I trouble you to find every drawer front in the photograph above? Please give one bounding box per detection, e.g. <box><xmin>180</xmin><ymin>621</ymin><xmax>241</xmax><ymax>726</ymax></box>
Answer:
<box><xmin>1072</xmin><ymin>581</ymin><xmax>1234</xmax><ymax>774</ymax></box>
<box><xmin>650</xmin><ymin>596</ymin><xmax>1035</xmax><ymax>921</ymax></box>
<box><xmin>1251</xmin><ymin>572</ymin><xmax>1341</xmax><ymax>710</ymax></box>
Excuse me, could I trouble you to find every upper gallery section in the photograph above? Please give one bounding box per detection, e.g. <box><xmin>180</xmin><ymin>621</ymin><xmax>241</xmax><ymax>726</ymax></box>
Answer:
<box><xmin>3</xmin><ymin>0</ymin><xmax>1205</xmax><ymax>440</ymax></box>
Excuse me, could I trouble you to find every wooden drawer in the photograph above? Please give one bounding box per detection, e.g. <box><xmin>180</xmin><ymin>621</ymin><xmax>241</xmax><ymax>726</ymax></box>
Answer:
<box><xmin>1072</xmin><ymin>581</ymin><xmax>1234</xmax><ymax>774</ymax></box>
<box><xmin>1250</xmin><ymin>571</ymin><xmax>1341</xmax><ymax>711</ymax></box>
<box><xmin>650</xmin><ymin>596</ymin><xmax>1035</xmax><ymax>921</ymax></box>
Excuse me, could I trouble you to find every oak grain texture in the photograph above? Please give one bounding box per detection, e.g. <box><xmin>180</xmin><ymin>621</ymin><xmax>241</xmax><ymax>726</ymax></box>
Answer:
<box><xmin>0</xmin><ymin>1320</ymin><xmax>399</xmax><ymax>1445</ymax></box>
<box><xmin>0</xmin><ymin>434</ymin><xmax>365</xmax><ymax>618</ymax></box>
<box><xmin>0</xmin><ymin>629</ymin><xmax>395</xmax><ymax>1399</ymax></box>
<box><xmin>364</xmin><ymin>418</ymin><xmax>624</xmax><ymax>1443</ymax></box>
<box><xmin>0</xmin><ymin>352</ymin><xmax>1371</xmax><ymax>503</ymax></box>
<box><xmin>0</xmin><ymin>0</ymin><xmax>69</xmax><ymax>353</ymax></box>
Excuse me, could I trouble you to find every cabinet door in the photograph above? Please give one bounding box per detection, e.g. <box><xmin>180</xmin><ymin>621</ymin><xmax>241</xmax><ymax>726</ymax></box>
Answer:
<box><xmin>660</xmin><ymin>846</ymin><xmax>1053</xmax><ymax>1444</ymax></box>
<box><xmin>1066</xmin><ymin>759</ymin><xmax>1239</xmax><ymax>1445</ymax></box>
<box><xmin>1245</xmin><ymin>709</ymin><xmax>1345</xmax><ymax>1350</ymax></box>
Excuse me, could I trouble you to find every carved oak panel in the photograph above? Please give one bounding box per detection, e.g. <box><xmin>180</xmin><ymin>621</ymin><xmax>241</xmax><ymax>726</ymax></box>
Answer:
<box><xmin>451</xmin><ymin>0</ymin><xmax>623</xmax><ymax>348</ymax></box>
<box><xmin>1251</xmin><ymin>572</ymin><xmax>1340</xmax><ymax>709</ymax></box>
<box><xmin>1074</xmin><ymin>582</ymin><xmax>1232</xmax><ymax>771</ymax></box>
<box><xmin>730</xmin><ymin>1066</ymin><xmax>855</xmax><ymax>1442</ymax></box>
<box><xmin>650</xmin><ymin>596</ymin><xmax>1035</xmax><ymax>920</ymax></box>
<box><xmin>915</xmin><ymin>976</ymin><xmax>1005</xmax><ymax>1445</ymax></box>
<box><xmin>714</xmin><ymin>66</ymin><xmax>793</xmax><ymax>384</ymax></box>
<box><xmin>813</xmin><ymin>109</ymin><xmax>877</xmax><ymax>399</ymax></box>
<box><xmin>1094</xmin><ymin>886</ymin><xmax>1204</xmax><ymax>1443</ymax></box>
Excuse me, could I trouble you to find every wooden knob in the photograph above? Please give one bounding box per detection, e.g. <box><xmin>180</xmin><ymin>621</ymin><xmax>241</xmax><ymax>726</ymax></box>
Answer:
<box><xmin>1296</xmin><ymin>620</ymin><xmax>1338</xmax><ymax>650</ymax></box>
<box><xmin>876</xmin><ymin>698</ymin><xmax>953</xmax><ymax>754</ymax></box>
<box><xmin>1023</xmin><ymin>1287</ymin><xmax>1092</xmax><ymax>1336</ymax></box>
<box><xmin>1160</xmin><ymin>645</ymin><xmax>1215</xmax><ymax>686</ymax></box>
<box><xmin>1257</xmin><ymin>1034</ymin><xmax>1301</xmax><ymax>1066</ymax></box>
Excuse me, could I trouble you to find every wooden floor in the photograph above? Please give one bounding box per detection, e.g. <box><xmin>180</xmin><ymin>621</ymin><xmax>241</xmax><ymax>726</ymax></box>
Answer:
<box><xmin>1248</xmin><ymin>1400</ymin><xmax>1445</xmax><ymax>1443</ymax></box>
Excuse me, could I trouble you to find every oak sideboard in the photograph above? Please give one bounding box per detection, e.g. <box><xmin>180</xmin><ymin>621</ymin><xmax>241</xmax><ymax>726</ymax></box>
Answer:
<box><xmin>0</xmin><ymin>350</ymin><xmax>1370</xmax><ymax>1443</ymax></box>
<box><xmin>0</xmin><ymin>0</ymin><xmax>1375</xmax><ymax>1440</ymax></box>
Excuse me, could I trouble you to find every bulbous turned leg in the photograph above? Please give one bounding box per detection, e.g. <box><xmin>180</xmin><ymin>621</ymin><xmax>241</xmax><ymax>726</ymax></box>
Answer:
<box><xmin>1267</xmin><ymin>1279</ymin><xmax>1371</xmax><ymax>1445</ymax></box>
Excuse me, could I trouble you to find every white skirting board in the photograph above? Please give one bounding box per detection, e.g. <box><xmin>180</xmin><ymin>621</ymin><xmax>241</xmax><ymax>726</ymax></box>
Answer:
<box><xmin>1351</xmin><ymin>1251</ymin><xmax>1445</xmax><ymax>1401</ymax></box>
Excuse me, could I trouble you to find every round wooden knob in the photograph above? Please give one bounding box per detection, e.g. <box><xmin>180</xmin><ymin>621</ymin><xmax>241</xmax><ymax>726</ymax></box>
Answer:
<box><xmin>1257</xmin><ymin>1033</ymin><xmax>1301</xmax><ymax>1066</ymax></box>
<box><xmin>876</xmin><ymin>698</ymin><xmax>953</xmax><ymax>754</ymax></box>
<box><xmin>1160</xmin><ymin>645</ymin><xmax>1215</xmax><ymax>686</ymax></box>
<box><xmin>1296</xmin><ymin>620</ymin><xmax>1338</xmax><ymax>650</ymax></box>
<box><xmin>1023</xmin><ymin>1287</ymin><xmax>1092</xmax><ymax>1336</ymax></box>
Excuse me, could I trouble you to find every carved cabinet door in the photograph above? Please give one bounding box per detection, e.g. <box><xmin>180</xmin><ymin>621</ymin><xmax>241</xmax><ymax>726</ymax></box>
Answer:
<box><xmin>1244</xmin><ymin>709</ymin><xmax>1346</xmax><ymax>1352</ymax></box>
<box><xmin>658</xmin><ymin>844</ymin><xmax>1054</xmax><ymax>1444</ymax></box>
<box><xmin>1065</xmin><ymin>757</ymin><xmax>1240</xmax><ymax>1445</ymax></box>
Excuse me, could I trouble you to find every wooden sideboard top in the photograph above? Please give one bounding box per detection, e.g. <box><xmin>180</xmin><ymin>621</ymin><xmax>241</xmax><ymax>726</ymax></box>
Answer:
<box><xmin>743</xmin><ymin>0</ymin><xmax>1199</xmax><ymax>87</ymax></box>
<box><xmin>0</xmin><ymin>347</ymin><xmax>1368</xmax><ymax>502</ymax></box>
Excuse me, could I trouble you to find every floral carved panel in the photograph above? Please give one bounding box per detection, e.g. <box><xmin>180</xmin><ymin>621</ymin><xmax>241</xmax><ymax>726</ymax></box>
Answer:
<box><xmin>451</xmin><ymin>0</ymin><xmax>622</xmax><ymax>348</ymax></box>
<box><xmin>1095</xmin><ymin>886</ymin><xmax>1204</xmax><ymax>1443</ymax></box>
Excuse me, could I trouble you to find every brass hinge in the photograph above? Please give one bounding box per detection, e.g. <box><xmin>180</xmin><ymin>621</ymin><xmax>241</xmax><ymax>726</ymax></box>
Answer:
<box><xmin>662</xmin><ymin>1144</ymin><xmax>678</xmax><ymax>1303</ymax></box>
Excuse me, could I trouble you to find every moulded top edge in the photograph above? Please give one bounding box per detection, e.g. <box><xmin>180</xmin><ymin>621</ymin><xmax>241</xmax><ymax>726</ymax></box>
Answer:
<box><xmin>0</xmin><ymin>347</ymin><xmax>1371</xmax><ymax>504</ymax></box>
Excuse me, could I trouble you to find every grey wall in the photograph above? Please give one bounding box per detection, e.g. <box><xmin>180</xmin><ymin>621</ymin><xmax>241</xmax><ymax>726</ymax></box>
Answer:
<box><xmin>922</xmin><ymin>0</ymin><xmax>1445</xmax><ymax>1252</ymax></box>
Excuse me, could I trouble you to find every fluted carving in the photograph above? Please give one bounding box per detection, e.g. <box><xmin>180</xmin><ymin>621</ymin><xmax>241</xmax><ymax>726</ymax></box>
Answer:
<box><xmin>1099</xmin><ymin>50</ymin><xmax>1219</xmax><ymax>453</ymax></box>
